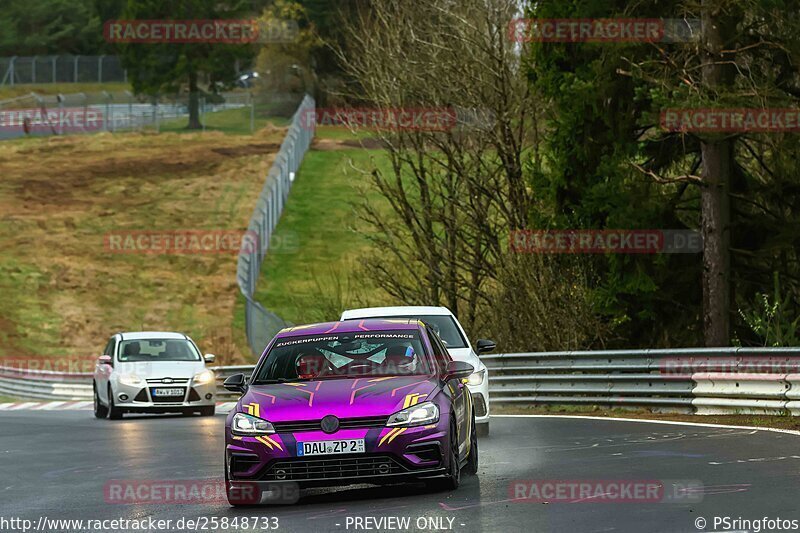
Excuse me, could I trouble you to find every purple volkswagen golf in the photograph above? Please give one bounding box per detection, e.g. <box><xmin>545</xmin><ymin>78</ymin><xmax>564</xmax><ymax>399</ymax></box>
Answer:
<box><xmin>222</xmin><ymin>319</ymin><xmax>478</xmax><ymax>505</ymax></box>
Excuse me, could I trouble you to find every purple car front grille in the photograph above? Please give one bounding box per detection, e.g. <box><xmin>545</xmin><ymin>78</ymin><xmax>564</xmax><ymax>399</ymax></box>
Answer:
<box><xmin>262</xmin><ymin>455</ymin><xmax>405</xmax><ymax>481</ymax></box>
<box><xmin>272</xmin><ymin>416</ymin><xmax>388</xmax><ymax>433</ymax></box>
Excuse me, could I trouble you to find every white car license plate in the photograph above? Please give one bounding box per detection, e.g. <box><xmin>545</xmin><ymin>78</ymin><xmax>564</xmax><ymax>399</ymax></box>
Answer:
<box><xmin>297</xmin><ymin>439</ymin><xmax>365</xmax><ymax>457</ymax></box>
<box><xmin>152</xmin><ymin>388</ymin><xmax>184</xmax><ymax>397</ymax></box>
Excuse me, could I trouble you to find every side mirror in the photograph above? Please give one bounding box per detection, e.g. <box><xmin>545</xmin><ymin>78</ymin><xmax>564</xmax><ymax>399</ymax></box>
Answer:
<box><xmin>204</xmin><ymin>353</ymin><xmax>216</xmax><ymax>364</ymax></box>
<box><xmin>442</xmin><ymin>361</ymin><xmax>474</xmax><ymax>381</ymax></box>
<box><xmin>98</xmin><ymin>355</ymin><xmax>113</xmax><ymax>365</ymax></box>
<box><xmin>223</xmin><ymin>373</ymin><xmax>248</xmax><ymax>393</ymax></box>
<box><xmin>475</xmin><ymin>339</ymin><xmax>496</xmax><ymax>355</ymax></box>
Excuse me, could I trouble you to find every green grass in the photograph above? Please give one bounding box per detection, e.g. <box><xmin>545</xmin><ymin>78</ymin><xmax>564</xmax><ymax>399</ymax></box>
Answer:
<box><xmin>247</xmin><ymin>131</ymin><xmax>395</xmax><ymax>326</ymax></box>
<box><xmin>313</xmin><ymin>124</ymin><xmax>379</xmax><ymax>141</ymax></box>
<box><xmin>0</xmin><ymin>257</ymin><xmax>61</xmax><ymax>355</ymax></box>
<box><xmin>0</xmin><ymin>395</ymin><xmax>17</xmax><ymax>403</ymax></box>
<box><xmin>0</xmin><ymin>82</ymin><xmax>132</xmax><ymax>101</ymax></box>
<box><xmin>159</xmin><ymin>106</ymin><xmax>287</xmax><ymax>136</ymax></box>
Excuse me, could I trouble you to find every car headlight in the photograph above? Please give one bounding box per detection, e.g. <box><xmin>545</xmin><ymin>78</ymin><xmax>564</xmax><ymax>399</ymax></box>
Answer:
<box><xmin>231</xmin><ymin>412</ymin><xmax>275</xmax><ymax>435</ymax></box>
<box><xmin>118</xmin><ymin>374</ymin><xmax>143</xmax><ymax>386</ymax></box>
<box><xmin>193</xmin><ymin>370</ymin><xmax>215</xmax><ymax>385</ymax></box>
<box><xmin>467</xmin><ymin>369</ymin><xmax>486</xmax><ymax>386</ymax></box>
<box><xmin>387</xmin><ymin>401</ymin><xmax>439</xmax><ymax>427</ymax></box>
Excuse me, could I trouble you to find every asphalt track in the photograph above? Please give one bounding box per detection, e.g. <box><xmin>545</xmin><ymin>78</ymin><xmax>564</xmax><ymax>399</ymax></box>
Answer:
<box><xmin>2</xmin><ymin>412</ymin><xmax>800</xmax><ymax>533</ymax></box>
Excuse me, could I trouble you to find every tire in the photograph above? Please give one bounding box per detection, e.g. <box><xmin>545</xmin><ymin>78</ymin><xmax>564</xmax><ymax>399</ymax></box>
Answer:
<box><xmin>477</xmin><ymin>421</ymin><xmax>489</xmax><ymax>438</ymax></box>
<box><xmin>200</xmin><ymin>406</ymin><xmax>216</xmax><ymax>417</ymax></box>
<box><xmin>427</xmin><ymin>418</ymin><xmax>460</xmax><ymax>491</ymax></box>
<box><xmin>107</xmin><ymin>386</ymin><xmax>123</xmax><ymax>420</ymax></box>
<box><xmin>93</xmin><ymin>383</ymin><xmax>108</xmax><ymax>419</ymax></box>
<box><xmin>465</xmin><ymin>412</ymin><xmax>479</xmax><ymax>476</ymax></box>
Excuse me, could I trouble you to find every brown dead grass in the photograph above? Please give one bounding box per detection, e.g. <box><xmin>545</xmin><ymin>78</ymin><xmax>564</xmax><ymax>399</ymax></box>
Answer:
<box><xmin>0</xmin><ymin>128</ymin><xmax>285</xmax><ymax>363</ymax></box>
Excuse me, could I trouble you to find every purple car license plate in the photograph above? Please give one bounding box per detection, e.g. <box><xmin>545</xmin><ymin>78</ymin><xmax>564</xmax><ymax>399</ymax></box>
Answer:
<box><xmin>297</xmin><ymin>439</ymin><xmax>365</xmax><ymax>456</ymax></box>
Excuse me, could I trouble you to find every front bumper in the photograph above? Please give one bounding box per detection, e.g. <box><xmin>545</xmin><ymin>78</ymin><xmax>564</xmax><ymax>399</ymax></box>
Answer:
<box><xmin>226</xmin><ymin>420</ymin><xmax>450</xmax><ymax>489</ymax></box>
<box><xmin>113</xmin><ymin>380</ymin><xmax>216</xmax><ymax>412</ymax></box>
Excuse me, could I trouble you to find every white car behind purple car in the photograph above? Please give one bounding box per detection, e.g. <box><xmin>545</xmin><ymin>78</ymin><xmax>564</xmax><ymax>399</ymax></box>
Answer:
<box><xmin>341</xmin><ymin>306</ymin><xmax>494</xmax><ymax>436</ymax></box>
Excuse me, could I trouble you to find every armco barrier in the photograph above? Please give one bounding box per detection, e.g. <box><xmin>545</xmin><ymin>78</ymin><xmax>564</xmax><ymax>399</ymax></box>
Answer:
<box><xmin>0</xmin><ymin>364</ymin><xmax>254</xmax><ymax>402</ymax></box>
<box><xmin>483</xmin><ymin>347</ymin><xmax>800</xmax><ymax>415</ymax></box>
<box><xmin>0</xmin><ymin>368</ymin><xmax>93</xmax><ymax>401</ymax></box>
<box><xmin>5</xmin><ymin>347</ymin><xmax>800</xmax><ymax>414</ymax></box>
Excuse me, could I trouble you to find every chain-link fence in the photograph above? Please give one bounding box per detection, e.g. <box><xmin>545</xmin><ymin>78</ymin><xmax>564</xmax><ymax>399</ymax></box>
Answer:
<box><xmin>0</xmin><ymin>56</ymin><xmax>127</xmax><ymax>86</ymax></box>
<box><xmin>0</xmin><ymin>91</ymin><xmax>255</xmax><ymax>140</ymax></box>
<box><xmin>237</xmin><ymin>95</ymin><xmax>315</xmax><ymax>356</ymax></box>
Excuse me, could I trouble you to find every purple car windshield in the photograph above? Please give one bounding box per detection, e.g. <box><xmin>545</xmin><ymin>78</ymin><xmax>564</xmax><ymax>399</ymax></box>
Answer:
<box><xmin>252</xmin><ymin>331</ymin><xmax>436</xmax><ymax>384</ymax></box>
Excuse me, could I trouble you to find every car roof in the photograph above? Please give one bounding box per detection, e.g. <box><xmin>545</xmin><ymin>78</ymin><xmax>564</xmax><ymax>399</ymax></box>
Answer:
<box><xmin>341</xmin><ymin>306</ymin><xmax>455</xmax><ymax>319</ymax></box>
<box><xmin>117</xmin><ymin>331</ymin><xmax>188</xmax><ymax>340</ymax></box>
<box><xmin>276</xmin><ymin>319</ymin><xmax>423</xmax><ymax>338</ymax></box>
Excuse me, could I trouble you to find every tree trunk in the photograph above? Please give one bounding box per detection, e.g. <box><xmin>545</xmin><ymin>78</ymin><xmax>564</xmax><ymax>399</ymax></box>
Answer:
<box><xmin>701</xmin><ymin>141</ymin><xmax>731</xmax><ymax>346</ymax></box>
<box><xmin>187</xmin><ymin>68</ymin><xmax>201</xmax><ymax>130</ymax></box>
<box><xmin>700</xmin><ymin>1</ymin><xmax>734</xmax><ymax>346</ymax></box>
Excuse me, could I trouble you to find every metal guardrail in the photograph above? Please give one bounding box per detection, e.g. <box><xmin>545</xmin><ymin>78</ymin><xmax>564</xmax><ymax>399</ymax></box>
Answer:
<box><xmin>5</xmin><ymin>347</ymin><xmax>800</xmax><ymax>415</ymax></box>
<box><xmin>0</xmin><ymin>364</ymin><xmax>253</xmax><ymax>402</ymax></box>
<box><xmin>482</xmin><ymin>347</ymin><xmax>800</xmax><ymax>414</ymax></box>
<box><xmin>236</xmin><ymin>95</ymin><xmax>315</xmax><ymax>356</ymax></box>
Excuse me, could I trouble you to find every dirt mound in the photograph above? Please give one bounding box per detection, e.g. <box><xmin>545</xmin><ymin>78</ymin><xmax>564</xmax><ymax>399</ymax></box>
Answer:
<box><xmin>0</xmin><ymin>131</ymin><xmax>280</xmax><ymax>363</ymax></box>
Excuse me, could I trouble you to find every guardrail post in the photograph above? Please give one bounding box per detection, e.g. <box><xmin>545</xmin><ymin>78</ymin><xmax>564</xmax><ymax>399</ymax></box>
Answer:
<box><xmin>57</xmin><ymin>94</ymin><xmax>64</xmax><ymax>135</ymax></box>
<box><xmin>249</xmin><ymin>92</ymin><xmax>255</xmax><ymax>133</ymax></box>
<box><xmin>7</xmin><ymin>56</ymin><xmax>16</xmax><ymax>87</ymax></box>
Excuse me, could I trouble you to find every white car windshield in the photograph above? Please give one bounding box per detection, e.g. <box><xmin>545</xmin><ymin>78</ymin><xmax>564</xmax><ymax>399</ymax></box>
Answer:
<box><xmin>346</xmin><ymin>315</ymin><xmax>468</xmax><ymax>349</ymax></box>
<box><xmin>118</xmin><ymin>339</ymin><xmax>201</xmax><ymax>362</ymax></box>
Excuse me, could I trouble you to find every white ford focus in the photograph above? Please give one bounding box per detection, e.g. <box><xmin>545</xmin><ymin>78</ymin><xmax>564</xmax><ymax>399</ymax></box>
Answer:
<box><xmin>341</xmin><ymin>306</ymin><xmax>495</xmax><ymax>436</ymax></box>
<box><xmin>93</xmin><ymin>331</ymin><xmax>217</xmax><ymax>419</ymax></box>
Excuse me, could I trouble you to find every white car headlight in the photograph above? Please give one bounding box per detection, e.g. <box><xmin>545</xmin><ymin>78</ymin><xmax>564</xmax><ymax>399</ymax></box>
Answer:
<box><xmin>118</xmin><ymin>374</ymin><xmax>143</xmax><ymax>386</ymax></box>
<box><xmin>467</xmin><ymin>369</ymin><xmax>486</xmax><ymax>386</ymax></box>
<box><xmin>387</xmin><ymin>401</ymin><xmax>439</xmax><ymax>427</ymax></box>
<box><xmin>231</xmin><ymin>413</ymin><xmax>275</xmax><ymax>435</ymax></box>
<box><xmin>193</xmin><ymin>370</ymin><xmax>215</xmax><ymax>385</ymax></box>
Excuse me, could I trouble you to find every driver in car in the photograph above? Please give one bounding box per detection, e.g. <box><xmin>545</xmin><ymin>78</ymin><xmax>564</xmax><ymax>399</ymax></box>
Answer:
<box><xmin>122</xmin><ymin>341</ymin><xmax>141</xmax><ymax>360</ymax></box>
<box><xmin>382</xmin><ymin>343</ymin><xmax>418</xmax><ymax>375</ymax></box>
<box><xmin>296</xmin><ymin>350</ymin><xmax>329</xmax><ymax>379</ymax></box>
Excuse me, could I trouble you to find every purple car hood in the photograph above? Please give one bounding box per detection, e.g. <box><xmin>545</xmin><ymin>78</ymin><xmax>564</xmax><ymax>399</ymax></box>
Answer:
<box><xmin>239</xmin><ymin>375</ymin><xmax>439</xmax><ymax>422</ymax></box>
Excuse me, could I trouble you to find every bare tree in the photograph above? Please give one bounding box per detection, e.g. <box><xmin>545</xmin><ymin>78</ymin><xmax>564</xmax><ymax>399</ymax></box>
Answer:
<box><xmin>334</xmin><ymin>0</ymin><xmax>604</xmax><ymax>348</ymax></box>
<box><xmin>336</xmin><ymin>0</ymin><xmax>530</xmax><ymax>327</ymax></box>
